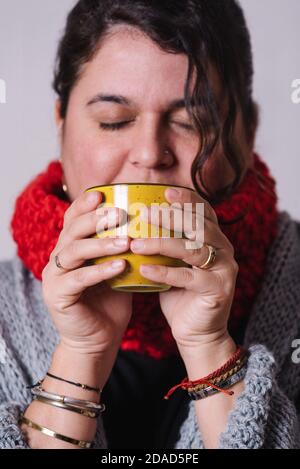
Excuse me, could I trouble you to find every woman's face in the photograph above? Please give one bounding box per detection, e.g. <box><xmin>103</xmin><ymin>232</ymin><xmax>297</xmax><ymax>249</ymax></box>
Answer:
<box><xmin>56</xmin><ymin>26</ymin><xmax>254</xmax><ymax>202</ymax></box>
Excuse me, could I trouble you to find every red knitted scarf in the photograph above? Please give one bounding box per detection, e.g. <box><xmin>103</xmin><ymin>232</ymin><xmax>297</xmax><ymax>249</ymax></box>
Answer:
<box><xmin>11</xmin><ymin>154</ymin><xmax>278</xmax><ymax>359</ymax></box>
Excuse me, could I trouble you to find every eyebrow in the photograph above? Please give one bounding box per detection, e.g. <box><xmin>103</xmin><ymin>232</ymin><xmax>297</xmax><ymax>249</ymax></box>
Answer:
<box><xmin>86</xmin><ymin>93</ymin><xmax>196</xmax><ymax>112</ymax></box>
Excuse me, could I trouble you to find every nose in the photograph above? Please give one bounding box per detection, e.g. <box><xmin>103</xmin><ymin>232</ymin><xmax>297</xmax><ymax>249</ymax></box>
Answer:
<box><xmin>128</xmin><ymin>116</ymin><xmax>175</xmax><ymax>170</ymax></box>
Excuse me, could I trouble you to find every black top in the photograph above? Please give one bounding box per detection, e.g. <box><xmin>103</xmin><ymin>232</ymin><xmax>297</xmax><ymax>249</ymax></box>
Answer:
<box><xmin>101</xmin><ymin>349</ymin><xmax>189</xmax><ymax>449</ymax></box>
<box><xmin>100</xmin><ymin>322</ymin><xmax>247</xmax><ymax>449</ymax></box>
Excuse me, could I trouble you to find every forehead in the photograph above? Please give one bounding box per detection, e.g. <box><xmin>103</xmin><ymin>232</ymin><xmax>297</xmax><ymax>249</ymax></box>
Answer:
<box><xmin>76</xmin><ymin>25</ymin><xmax>222</xmax><ymax>111</ymax></box>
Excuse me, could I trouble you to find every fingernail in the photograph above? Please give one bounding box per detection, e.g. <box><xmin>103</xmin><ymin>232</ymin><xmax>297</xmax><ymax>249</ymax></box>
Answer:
<box><xmin>167</xmin><ymin>188</ymin><xmax>180</xmax><ymax>199</ymax></box>
<box><xmin>141</xmin><ymin>264</ymin><xmax>156</xmax><ymax>273</ymax></box>
<box><xmin>110</xmin><ymin>260</ymin><xmax>124</xmax><ymax>269</ymax></box>
<box><xmin>86</xmin><ymin>191</ymin><xmax>99</xmax><ymax>204</ymax></box>
<box><xmin>114</xmin><ymin>238</ymin><xmax>128</xmax><ymax>247</ymax></box>
<box><xmin>131</xmin><ymin>239</ymin><xmax>145</xmax><ymax>251</ymax></box>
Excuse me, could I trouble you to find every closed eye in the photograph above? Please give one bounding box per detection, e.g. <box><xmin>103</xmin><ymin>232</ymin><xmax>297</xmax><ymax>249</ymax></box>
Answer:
<box><xmin>99</xmin><ymin>121</ymin><xmax>133</xmax><ymax>131</ymax></box>
<box><xmin>99</xmin><ymin>120</ymin><xmax>195</xmax><ymax>132</ymax></box>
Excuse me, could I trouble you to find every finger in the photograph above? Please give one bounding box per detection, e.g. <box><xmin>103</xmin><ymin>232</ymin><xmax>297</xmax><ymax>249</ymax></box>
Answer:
<box><xmin>140</xmin><ymin>264</ymin><xmax>208</xmax><ymax>290</ymax></box>
<box><xmin>140</xmin><ymin>204</ymin><xmax>234</xmax><ymax>254</ymax></box>
<box><xmin>140</xmin><ymin>204</ymin><xmax>206</xmax><ymax>240</ymax></box>
<box><xmin>57</xmin><ymin>207</ymin><xmax>127</xmax><ymax>249</ymax></box>
<box><xmin>49</xmin><ymin>236</ymin><xmax>130</xmax><ymax>273</ymax></box>
<box><xmin>63</xmin><ymin>190</ymin><xmax>103</xmax><ymax>228</ymax></box>
<box><xmin>130</xmin><ymin>235</ymin><xmax>223</xmax><ymax>267</ymax></box>
<box><xmin>164</xmin><ymin>186</ymin><xmax>218</xmax><ymax>224</ymax></box>
<box><xmin>52</xmin><ymin>259</ymin><xmax>127</xmax><ymax>301</ymax></box>
<box><xmin>139</xmin><ymin>247</ymin><xmax>236</xmax><ymax>292</ymax></box>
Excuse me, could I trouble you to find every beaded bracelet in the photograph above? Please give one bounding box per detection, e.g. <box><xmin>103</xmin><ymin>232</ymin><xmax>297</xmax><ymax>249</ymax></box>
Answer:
<box><xmin>19</xmin><ymin>414</ymin><xmax>92</xmax><ymax>449</ymax></box>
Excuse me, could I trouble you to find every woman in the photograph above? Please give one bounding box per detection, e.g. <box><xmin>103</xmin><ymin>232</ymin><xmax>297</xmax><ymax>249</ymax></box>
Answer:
<box><xmin>1</xmin><ymin>0</ymin><xmax>300</xmax><ymax>449</ymax></box>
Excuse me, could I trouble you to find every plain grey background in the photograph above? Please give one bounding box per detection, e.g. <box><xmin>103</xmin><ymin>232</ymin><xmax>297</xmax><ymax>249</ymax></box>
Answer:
<box><xmin>0</xmin><ymin>0</ymin><xmax>299</xmax><ymax>261</ymax></box>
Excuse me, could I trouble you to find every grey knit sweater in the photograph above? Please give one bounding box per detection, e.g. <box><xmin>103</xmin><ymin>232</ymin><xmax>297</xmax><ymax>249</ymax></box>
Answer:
<box><xmin>1</xmin><ymin>211</ymin><xmax>300</xmax><ymax>449</ymax></box>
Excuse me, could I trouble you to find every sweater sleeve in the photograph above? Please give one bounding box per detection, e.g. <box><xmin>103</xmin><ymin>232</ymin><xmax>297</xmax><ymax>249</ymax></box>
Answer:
<box><xmin>0</xmin><ymin>328</ymin><xmax>31</xmax><ymax>448</ymax></box>
<box><xmin>0</xmin><ymin>258</ymin><xmax>108</xmax><ymax>449</ymax></box>
<box><xmin>0</xmin><ymin>403</ymin><xmax>30</xmax><ymax>449</ymax></box>
<box><xmin>0</xmin><ymin>401</ymin><xmax>108</xmax><ymax>449</ymax></box>
<box><xmin>218</xmin><ymin>344</ymin><xmax>300</xmax><ymax>449</ymax></box>
<box><xmin>0</xmin><ymin>351</ymin><xmax>108</xmax><ymax>449</ymax></box>
<box><xmin>174</xmin><ymin>344</ymin><xmax>300</xmax><ymax>449</ymax></box>
<box><xmin>0</xmin><ymin>360</ymin><xmax>108</xmax><ymax>449</ymax></box>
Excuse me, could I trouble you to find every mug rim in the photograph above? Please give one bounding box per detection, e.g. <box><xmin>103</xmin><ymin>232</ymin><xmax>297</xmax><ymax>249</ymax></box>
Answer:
<box><xmin>85</xmin><ymin>182</ymin><xmax>195</xmax><ymax>192</ymax></box>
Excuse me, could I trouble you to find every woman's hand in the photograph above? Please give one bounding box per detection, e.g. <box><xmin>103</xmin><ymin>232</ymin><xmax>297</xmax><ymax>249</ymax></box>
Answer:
<box><xmin>130</xmin><ymin>187</ymin><xmax>239</xmax><ymax>354</ymax></box>
<box><xmin>42</xmin><ymin>191</ymin><xmax>133</xmax><ymax>356</ymax></box>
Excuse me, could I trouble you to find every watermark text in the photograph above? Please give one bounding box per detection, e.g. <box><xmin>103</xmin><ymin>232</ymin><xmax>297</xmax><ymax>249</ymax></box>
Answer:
<box><xmin>291</xmin><ymin>339</ymin><xmax>300</xmax><ymax>364</ymax></box>
<box><xmin>0</xmin><ymin>79</ymin><xmax>6</xmax><ymax>104</ymax></box>
<box><xmin>291</xmin><ymin>79</ymin><xmax>300</xmax><ymax>104</ymax></box>
<box><xmin>96</xmin><ymin>202</ymin><xmax>205</xmax><ymax>250</ymax></box>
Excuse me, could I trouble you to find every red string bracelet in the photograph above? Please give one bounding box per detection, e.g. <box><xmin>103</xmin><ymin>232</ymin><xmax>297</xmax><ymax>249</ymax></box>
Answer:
<box><xmin>164</xmin><ymin>346</ymin><xmax>246</xmax><ymax>400</ymax></box>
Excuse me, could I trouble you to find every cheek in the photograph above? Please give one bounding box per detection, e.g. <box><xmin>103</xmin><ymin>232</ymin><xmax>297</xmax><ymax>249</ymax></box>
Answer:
<box><xmin>62</xmin><ymin>131</ymin><xmax>124</xmax><ymax>196</ymax></box>
<box><xmin>170</xmin><ymin>128</ymin><xmax>199</xmax><ymax>159</ymax></box>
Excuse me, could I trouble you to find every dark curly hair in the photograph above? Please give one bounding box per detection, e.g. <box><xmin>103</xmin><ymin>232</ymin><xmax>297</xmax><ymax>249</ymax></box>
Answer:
<box><xmin>53</xmin><ymin>0</ymin><xmax>259</xmax><ymax>206</ymax></box>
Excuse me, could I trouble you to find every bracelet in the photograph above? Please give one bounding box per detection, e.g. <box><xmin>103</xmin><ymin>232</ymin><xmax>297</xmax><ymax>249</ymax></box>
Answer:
<box><xmin>187</xmin><ymin>364</ymin><xmax>247</xmax><ymax>400</ymax></box>
<box><xmin>33</xmin><ymin>395</ymin><xmax>102</xmax><ymax>418</ymax></box>
<box><xmin>30</xmin><ymin>386</ymin><xmax>105</xmax><ymax>411</ymax></box>
<box><xmin>19</xmin><ymin>414</ymin><xmax>92</xmax><ymax>448</ymax></box>
<box><xmin>46</xmin><ymin>372</ymin><xmax>102</xmax><ymax>394</ymax></box>
<box><xmin>188</xmin><ymin>356</ymin><xmax>246</xmax><ymax>391</ymax></box>
<box><xmin>188</xmin><ymin>354</ymin><xmax>248</xmax><ymax>392</ymax></box>
<box><xmin>164</xmin><ymin>345</ymin><xmax>247</xmax><ymax>400</ymax></box>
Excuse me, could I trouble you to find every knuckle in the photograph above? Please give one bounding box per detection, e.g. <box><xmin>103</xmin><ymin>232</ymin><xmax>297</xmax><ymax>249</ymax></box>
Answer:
<box><xmin>183</xmin><ymin>243</ymin><xmax>202</xmax><ymax>263</ymax></box>
<box><xmin>72</xmin><ymin>268</ymin><xmax>87</xmax><ymax>285</ymax></box>
<box><xmin>231</xmin><ymin>258</ymin><xmax>239</xmax><ymax>276</ymax></box>
<box><xmin>221</xmin><ymin>234</ymin><xmax>234</xmax><ymax>255</ymax></box>
<box><xmin>203</xmin><ymin>294</ymin><xmax>223</xmax><ymax>311</ymax></box>
<box><xmin>58</xmin><ymin>226</ymin><xmax>70</xmax><ymax>244</ymax></box>
<box><xmin>55</xmin><ymin>230</ymin><xmax>65</xmax><ymax>248</ymax></box>
<box><xmin>159</xmin><ymin>265</ymin><xmax>170</xmax><ymax>282</ymax></box>
<box><xmin>52</xmin><ymin>298</ymin><xmax>69</xmax><ymax>314</ymax></box>
<box><xmin>188</xmin><ymin>246</ymin><xmax>200</xmax><ymax>258</ymax></box>
<box><xmin>63</xmin><ymin>206</ymin><xmax>73</xmax><ymax>227</ymax></box>
<box><xmin>216</xmin><ymin>268</ymin><xmax>236</xmax><ymax>298</ymax></box>
<box><xmin>67</xmin><ymin>240</ymin><xmax>79</xmax><ymax>258</ymax></box>
<box><xmin>227</xmin><ymin>240</ymin><xmax>235</xmax><ymax>256</ymax></box>
<box><xmin>223</xmin><ymin>251</ymin><xmax>238</xmax><ymax>276</ymax></box>
<box><xmin>214</xmin><ymin>272</ymin><xmax>229</xmax><ymax>295</ymax></box>
<box><xmin>182</xmin><ymin>267</ymin><xmax>194</xmax><ymax>283</ymax></box>
<box><xmin>65</xmin><ymin>218</ymin><xmax>79</xmax><ymax>241</ymax></box>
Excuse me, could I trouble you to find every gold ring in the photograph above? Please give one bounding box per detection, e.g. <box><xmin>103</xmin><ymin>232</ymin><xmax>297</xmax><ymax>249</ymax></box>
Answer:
<box><xmin>193</xmin><ymin>244</ymin><xmax>217</xmax><ymax>270</ymax></box>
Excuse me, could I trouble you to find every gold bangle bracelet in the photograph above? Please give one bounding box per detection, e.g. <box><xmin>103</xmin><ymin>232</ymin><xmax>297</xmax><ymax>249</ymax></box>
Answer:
<box><xmin>33</xmin><ymin>395</ymin><xmax>100</xmax><ymax>419</ymax></box>
<box><xmin>19</xmin><ymin>414</ymin><xmax>92</xmax><ymax>449</ymax></box>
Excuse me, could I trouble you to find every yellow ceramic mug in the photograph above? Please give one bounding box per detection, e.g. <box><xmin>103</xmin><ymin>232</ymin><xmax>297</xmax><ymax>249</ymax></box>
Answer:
<box><xmin>85</xmin><ymin>183</ymin><xmax>194</xmax><ymax>293</ymax></box>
